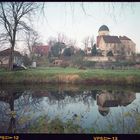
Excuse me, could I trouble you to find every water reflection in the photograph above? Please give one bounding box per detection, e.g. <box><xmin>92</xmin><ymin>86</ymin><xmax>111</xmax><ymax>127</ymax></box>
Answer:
<box><xmin>0</xmin><ymin>85</ymin><xmax>139</xmax><ymax>133</ymax></box>
<box><xmin>96</xmin><ymin>90</ymin><xmax>136</xmax><ymax>116</ymax></box>
<box><xmin>0</xmin><ymin>87</ymin><xmax>24</xmax><ymax>133</ymax></box>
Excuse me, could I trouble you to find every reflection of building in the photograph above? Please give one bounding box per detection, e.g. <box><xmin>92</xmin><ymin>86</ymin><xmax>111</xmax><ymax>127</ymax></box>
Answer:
<box><xmin>96</xmin><ymin>90</ymin><xmax>136</xmax><ymax>116</ymax></box>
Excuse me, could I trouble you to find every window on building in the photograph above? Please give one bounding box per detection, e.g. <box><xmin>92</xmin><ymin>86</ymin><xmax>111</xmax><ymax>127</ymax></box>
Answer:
<box><xmin>107</xmin><ymin>51</ymin><xmax>113</xmax><ymax>56</ymax></box>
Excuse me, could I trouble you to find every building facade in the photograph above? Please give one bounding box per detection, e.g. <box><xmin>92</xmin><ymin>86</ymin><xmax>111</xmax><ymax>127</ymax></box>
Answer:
<box><xmin>96</xmin><ymin>25</ymin><xmax>136</xmax><ymax>60</ymax></box>
<box><xmin>0</xmin><ymin>48</ymin><xmax>23</xmax><ymax>68</ymax></box>
<box><xmin>119</xmin><ymin>36</ymin><xmax>136</xmax><ymax>57</ymax></box>
<box><xmin>32</xmin><ymin>45</ymin><xmax>51</xmax><ymax>57</ymax></box>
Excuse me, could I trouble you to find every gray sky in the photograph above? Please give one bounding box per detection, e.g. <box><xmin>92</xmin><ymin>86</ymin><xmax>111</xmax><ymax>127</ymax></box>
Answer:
<box><xmin>20</xmin><ymin>2</ymin><xmax>140</xmax><ymax>53</ymax></box>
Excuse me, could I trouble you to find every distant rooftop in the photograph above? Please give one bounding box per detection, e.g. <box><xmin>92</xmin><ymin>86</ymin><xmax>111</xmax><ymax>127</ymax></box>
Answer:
<box><xmin>33</xmin><ymin>45</ymin><xmax>51</xmax><ymax>55</ymax></box>
<box><xmin>119</xmin><ymin>36</ymin><xmax>131</xmax><ymax>41</ymax></box>
<box><xmin>0</xmin><ymin>48</ymin><xmax>21</xmax><ymax>56</ymax></box>
<box><xmin>103</xmin><ymin>36</ymin><xmax>121</xmax><ymax>43</ymax></box>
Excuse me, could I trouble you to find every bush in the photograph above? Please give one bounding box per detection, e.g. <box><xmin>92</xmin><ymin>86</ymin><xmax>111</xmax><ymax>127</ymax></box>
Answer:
<box><xmin>60</xmin><ymin>62</ymin><xmax>69</xmax><ymax>68</ymax></box>
<box><xmin>78</xmin><ymin>66</ymin><xmax>86</xmax><ymax>70</ymax></box>
<box><xmin>23</xmin><ymin>55</ymin><xmax>32</xmax><ymax>66</ymax></box>
<box><xmin>82</xmin><ymin>61</ymin><xmax>96</xmax><ymax>68</ymax></box>
<box><xmin>114</xmin><ymin>61</ymin><xmax>136</xmax><ymax>67</ymax></box>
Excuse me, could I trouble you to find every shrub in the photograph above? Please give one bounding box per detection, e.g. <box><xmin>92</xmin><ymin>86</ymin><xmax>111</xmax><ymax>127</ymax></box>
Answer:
<box><xmin>60</xmin><ymin>62</ymin><xmax>69</xmax><ymax>68</ymax></box>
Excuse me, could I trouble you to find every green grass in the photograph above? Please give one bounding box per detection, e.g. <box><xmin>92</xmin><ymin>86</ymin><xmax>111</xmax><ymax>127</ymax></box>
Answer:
<box><xmin>0</xmin><ymin>67</ymin><xmax>140</xmax><ymax>85</ymax></box>
<box><xmin>22</xmin><ymin>111</ymin><xmax>140</xmax><ymax>133</ymax></box>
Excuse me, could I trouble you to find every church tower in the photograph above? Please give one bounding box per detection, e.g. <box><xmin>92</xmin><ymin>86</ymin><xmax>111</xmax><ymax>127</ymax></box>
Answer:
<box><xmin>98</xmin><ymin>25</ymin><xmax>109</xmax><ymax>36</ymax></box>
<box><xmin>97</xmin><ymin>25</ymin><xmax>109</xmax><ymax>47</ymax></box>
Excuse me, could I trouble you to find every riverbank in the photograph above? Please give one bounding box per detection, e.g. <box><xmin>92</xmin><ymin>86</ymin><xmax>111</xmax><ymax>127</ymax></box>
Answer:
<box><xmin>0</xmin><ymin>67</ymin><xmax>140</xmax><ymax>86</ymax></box>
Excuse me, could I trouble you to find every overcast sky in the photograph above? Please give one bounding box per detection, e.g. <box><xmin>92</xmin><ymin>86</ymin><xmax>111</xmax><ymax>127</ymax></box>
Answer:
<box><xmin>20</xmin><ymin>2</ymin><xmax>140</xmax><ymax>52</ymax></box>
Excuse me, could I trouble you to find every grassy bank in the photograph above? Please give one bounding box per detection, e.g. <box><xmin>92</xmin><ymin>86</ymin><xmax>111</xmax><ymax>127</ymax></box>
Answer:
<box><xmin>0</xmin><ymin>67</ymin><xmax>140</xmax><ymax>86</ymax></box>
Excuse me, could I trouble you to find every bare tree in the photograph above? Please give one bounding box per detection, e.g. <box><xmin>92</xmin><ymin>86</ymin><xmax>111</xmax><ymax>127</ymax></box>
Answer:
<box><xmin>25</xmin><ymin>30</ymin><xmax>40</xmax><ymax>60</ymax></box>
<box><xmin>82</xmin><ymin>35</ymin><xmax>95</xmax><ymax>56</ymax></box>
<box><xmin>0</xmin><ymin>2</ymin><xmax>40</xmax><ymax>70</ymax></box>
<box><xmin>82</xmin><ymin>35</ymin><xmax>95</xmax><ymax>48</ymax></box>
<box><xmin>82</xmin><ymin>36</ymin><xmax>90</xmax><ymax>49</ymax></box>
<box><xmin>47</xmin><ymin>37</ymin><xmax>57</xmax><ymax>47</ymax></box>
<box><xmin>67</xmin><ymin>38</ymin><xmax>77</xmax><ymax>48</ymax></box>
<box><xmin>90</xmin><ymin>35</ymin><xmax>95</xmax><ymax>48</ymax></box>
<box><xmin>47</xmin><ymin>33</ymin><xmax>68</xmax><ymax>46</ymax></box>
<box><xmin>57</xmin><ymin>33</ymin><xmax>68</xmax><ymax>44</ymax></box>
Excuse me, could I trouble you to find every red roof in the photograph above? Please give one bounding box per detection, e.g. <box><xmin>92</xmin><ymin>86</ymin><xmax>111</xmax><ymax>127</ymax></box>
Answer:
<box><xmin>33</xmin><ymin>45</ymin><xmax>51</xmax><ymax>55</ymax></box>
<box><xmin>103</xmin><ymin>36</ymin><xmax>121</xmax><ymax>43</ymax></box>
<box><xmin>119</xmin><ymin>36</ymin><xmax>131</xmax><ymax>41</ymax></box>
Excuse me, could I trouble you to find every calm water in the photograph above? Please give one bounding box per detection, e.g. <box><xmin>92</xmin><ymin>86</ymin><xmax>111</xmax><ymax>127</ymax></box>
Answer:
<box><xmin>0</xmin><ymin>84</ymin><xmax>140</xmax><ymax>133</ymax></box>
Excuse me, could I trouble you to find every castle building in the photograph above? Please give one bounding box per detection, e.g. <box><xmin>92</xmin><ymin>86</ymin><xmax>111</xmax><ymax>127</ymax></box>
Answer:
<box><xmin>96</xmin><ymin>25</ymin><xmax>136</xmax><ymax>59</ymax></box>
<box><xmin>119</xmin><ymin>36</ymin><xmax>136</xmax><ymax>56</ymax></box>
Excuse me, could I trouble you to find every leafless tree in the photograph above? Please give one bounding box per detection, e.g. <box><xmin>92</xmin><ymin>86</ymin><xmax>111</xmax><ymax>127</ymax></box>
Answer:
<box><xmin>67</xmin><ymin>38</ymin><xmax>77</xmax><ymax>48</ymax></box>
<box><xmin>90</xmin><ymin>35</ymin><xmax>95</xmax><ymax>48</ymax></box>
<box><xmin>82</xmin><ymin>35</ymin><xmax>95</xmax><ymax>48</ymax></box>
<box><xmin>48</xmin><ymin>33</ymin><xmax>77</xmax><ymax>47</ymax></box>
<box><xmin>57</xmin><ymin>33</ymin><xmax>68</xmax><ymax>44</ymax></box>
<box><xmin>25</xmin><ymin>30</ymin><xmax>40</xmax><ymax>60</ymax></box>
<box><xmin>0</xmin><ymin>2</ymin><xmax>40</xmax><ymax>70</ymax></box>
<box><xmin>82</xmin><ymin>36</ymin><xmax>90</xmax><ymax>49</ymax></box>
<box><xmin>47</xmin><ymin>37</ymin><xmax>57</xmax><ymax>47</ymax></box>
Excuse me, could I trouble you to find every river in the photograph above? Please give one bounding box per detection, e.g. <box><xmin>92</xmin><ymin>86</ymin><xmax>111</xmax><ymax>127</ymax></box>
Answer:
<box><xmin>0</xmin><ymin>84</ymin><xmax>140</xmax><ymax>133</ymax></box>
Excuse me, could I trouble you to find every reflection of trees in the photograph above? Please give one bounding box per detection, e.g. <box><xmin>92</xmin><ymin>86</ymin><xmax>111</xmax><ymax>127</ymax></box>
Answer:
<box><xmin>0</xmin><ymin>87</ymin><xmax>23</xmax><ymax>133</ymax></box>
<box><xmin>32</xmin><ymin>89</ymin><xmax>96</xmax><ymax>109</ymax></box>
<box><xmin>15</xmin><ymin>90</ymin><xmax>42</xmax><ymax>112</ymax></box>
<box><xmin>0</xmin><ymin>102</ymin><xmax>9</xmax><ymax>132</ymax></box>
<box><xmin>0</xmin><ymin>85</ymin><xmax>138</xmax><ymax>133</ymax></box>
<box><xmin>0</xmin><ymin>87</ymin><xmax>43</xmax><ymax>133</ymax></box>
<box><xmin>8</xmin><ymin>88</ymin><xmax>137</xmax><ymax>116</ymax></box>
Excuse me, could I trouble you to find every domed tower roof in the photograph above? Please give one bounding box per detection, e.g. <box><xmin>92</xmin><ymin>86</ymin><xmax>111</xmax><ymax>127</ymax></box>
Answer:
<box><xmin>98</xmin><ymin>25</ymin><xmax>109</xmax><ymax>32</ymax></box>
